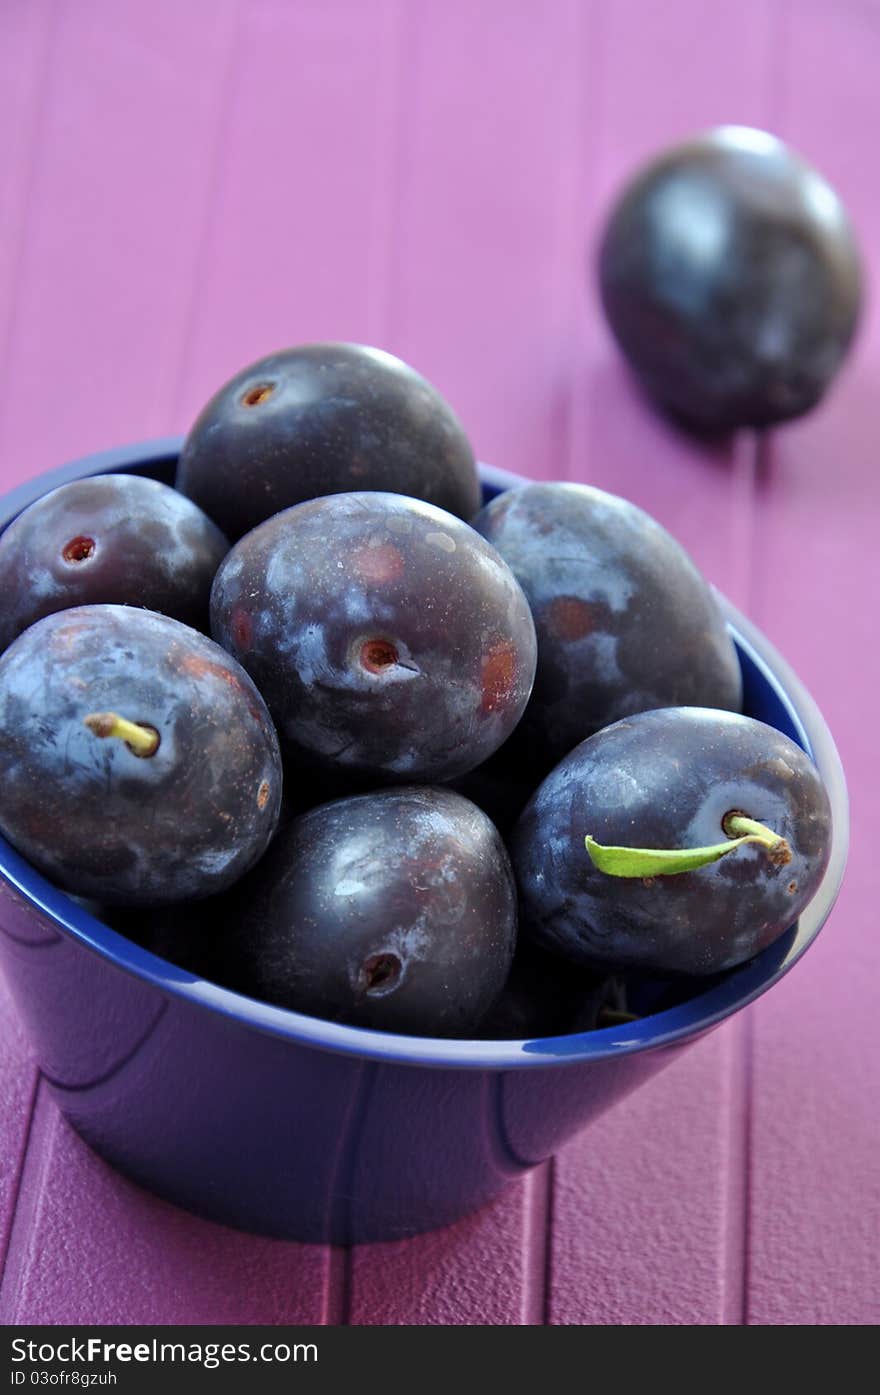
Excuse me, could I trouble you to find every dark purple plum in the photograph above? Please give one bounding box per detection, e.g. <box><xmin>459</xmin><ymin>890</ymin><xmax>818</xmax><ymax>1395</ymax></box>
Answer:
<box><xmin>0</xmin><ymin>474</ymin><xmax>228</xmax><ymax>652</ymax></box>
<box><xmin>598</xmin><ymin>125</ymin><xmax>862</xmax><ymax>433</ymax></box>
<box><xmin>176</xmin><ymin>343</ymin><xmax>480</xmax><ymax>540</ymax></box>
<box><xmin>473</xmin><ymin>482</ymin><xmax>741</xmax><ymax>773</ymax></box>
<box><xmin>511</xmin><ymin>707</ymin><xmax>832</xmax><ymax>977</ymax></box>
<box><xmin>209</xmin><ymin>787</ymin><xmax>517</xmax><ymax>1037</ymax></box>
<box><xmin>211</xmin><ymin>491</ymin><xmax>537</xmax><ymax>782</ymax></box>
<box><xmin>0</xmin><ymin>605</ymin><xmax>282</xmax><ymax>906</ymax></box>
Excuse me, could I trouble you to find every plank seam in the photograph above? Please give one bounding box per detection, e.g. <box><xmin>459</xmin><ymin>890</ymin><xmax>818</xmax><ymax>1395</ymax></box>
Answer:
<box><xmin>0</xmin><ymin>1061</ymin><xmax>40</xmax><ymax>1298</ymax></box>
<box><xmin>0</xmin><ymin>1075</ymin><xmax>53</xmax><ymax>1324</ymax></box>
<box><xmin>519</xmin><ymin>1159</ymin><xmax>554</xmax><ymax>1325</ymax></box>
<box><xmin>0</xmin><ymin>0</ymin><xmax>60</xmax><ymax>461</ymax></box>
<box><xmin>739</xmin><ymin>1011</ymin><xmax>755</xmax><ymax>1325</ymax></box>
<box><xmin>543</xmin><ymin>1156</ymin><xmax>557</xmax><ymax>1324</ymax></box>
<box><xmin>324</xmin><ymin>1245</ymin><xmax>352</xmax><ymax>1327</ymax></box>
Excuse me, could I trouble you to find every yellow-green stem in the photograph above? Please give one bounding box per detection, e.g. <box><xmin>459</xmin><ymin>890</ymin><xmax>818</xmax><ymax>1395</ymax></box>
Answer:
<box><xmin>586</xmin><ymin>811</ymin><xmax>792</xmax><ymax>878</ymax></box>
<box><xmin>83</xmin><ymin>711</ymin><xmax>159</xmax><ymax>758</ymax></box>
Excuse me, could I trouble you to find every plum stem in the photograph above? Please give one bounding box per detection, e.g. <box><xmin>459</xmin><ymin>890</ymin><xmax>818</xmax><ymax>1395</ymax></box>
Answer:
<box><xmin>585</xmin><ymin>813</ymin><xmax>791</xmax><ymax>878</ymax></box>
<box><xmin>83</xmin><ymin>711</ymin><xmax>159</xmax><ymax>758</ymax></box>
<box><xmin>722</xmin><ymin>812</ymin><xmax>792</xmax><ymax>868</ymax></box>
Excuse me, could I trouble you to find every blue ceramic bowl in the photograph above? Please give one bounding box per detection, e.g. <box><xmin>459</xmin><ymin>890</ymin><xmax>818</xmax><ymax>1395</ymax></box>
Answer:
<box><xmin>0</xmin><ymin>441</ymin><xmax>848</xmax><ymax>1243</ymax></box>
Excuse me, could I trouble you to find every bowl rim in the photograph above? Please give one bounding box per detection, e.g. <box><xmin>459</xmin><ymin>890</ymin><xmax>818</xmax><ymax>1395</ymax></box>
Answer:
<box><xmin>0</xmin><ymin>440</ymin><xmax>849</xmax><ymax>1071</ymax></box>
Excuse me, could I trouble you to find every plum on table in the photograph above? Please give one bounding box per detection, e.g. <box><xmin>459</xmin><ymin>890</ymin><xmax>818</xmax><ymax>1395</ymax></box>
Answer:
<box><xmin>473</xmin><ymin>481</ymin><xmax>742</xmax><ymax>773</ymax></box>
<box><xmin>207</xmin><ymin>786</ymin><xmax>518</xmax><ymax>1037</ymax></box>
<box><xmin>511</xmin><ymin>707</ymin><xmax>832</xmax><ymax>977</ymax></box>
<box><xmin>210</xmin><ymin>491</ymin><xmax>537</xmax><ymax>782</ymax></box>
<box><xmin>0</xmin><ymin>605</ymin><xmax>282</xmax><ymax>906</ymax></box>
<box><xmin>597</xmin><ymin>125</ymin><xmax>862</xmax><ymax>433</ymax></box>
<box><xmin>0</xmin><ymin>473</ymin><xmax>228</xmax><ymax>652</ymax></box>
<box><xmin>176</xmin><ymin>342</ymin><xmax>481</xmax><ymax>540</ymax></box>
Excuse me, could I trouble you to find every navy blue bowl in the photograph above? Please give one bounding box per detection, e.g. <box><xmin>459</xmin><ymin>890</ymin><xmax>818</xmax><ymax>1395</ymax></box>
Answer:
<box><xmin>0</xmin><ymin>442</ymin><xmax>848</xmax><ymax>1243</ymax></box>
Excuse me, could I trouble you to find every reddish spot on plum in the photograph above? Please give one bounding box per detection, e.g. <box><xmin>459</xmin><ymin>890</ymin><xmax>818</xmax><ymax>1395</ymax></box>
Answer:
<box><xmin>545</xmin><ymin>595</ymin><xmax>595</xmax><ymax>641</ymax></box>
<box><xmin>351</xmin><ymin>542</ymin><xmax>405</xmax><ymax>585</ymax></box>
<box><xmin>179</xmin><ymin>650</ymin><xmax>239</xmax><ymax>687</ymax></box>
<box><xmin>62</xmin><ymin>536</ymin><xmax>96</xmax><ymax>564</ymax></box>
<box><xmin>360</xmin><ymin>638</ymin><xmax>398</xmax><ymax>673</ymax></box>
<box><xmin>257</xmin><ymin>779</ymin><xmax>271</xmax><ymax>809</ymax></box>
<box><xmin>50</xmin><ymin>622</ymin><xmax>90</xmax><ymax>655</ymax></box>
<box><xmin>481</xmin><ymin>641</ymin><xmax>517</xmax><ymax>713</ymax></box>
<box><xmin>231</xmin><ymin>607</ymin><xmax>252</xmax><ymax>650</ymax></box>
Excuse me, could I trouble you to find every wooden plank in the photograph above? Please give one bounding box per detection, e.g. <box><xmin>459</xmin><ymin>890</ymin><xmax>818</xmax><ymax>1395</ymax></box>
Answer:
<box><xmin>550</xmin><ymin>1031</ymin><xmax>750</xmax><ymax>1325</ymax></box>
<box><xmin>0</xmin><ymin>0</ymin><xmax>56</xmax><ymax>379</ymax></box>
<box><xmin>739</xmin><ymin>0</ymin><xmax>880</xmax><ymax>1326</ymax></box>
<box><xmin>0</xmin><ymin>976</ymin><xmax>39</xmax><ymax>1286</ymax></box>
<box><xmin>545</xmin><ymin>0</ymin><xmax>775</xmax><ymax>1324</ymax></box>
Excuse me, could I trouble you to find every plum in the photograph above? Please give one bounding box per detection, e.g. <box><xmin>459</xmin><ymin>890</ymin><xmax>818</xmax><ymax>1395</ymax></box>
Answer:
<box><xmin>0</xmin><ymin>605</ymin><xmax>282</xmax><ymax>906</ymax></box>
<box><xmin>0</xmin><ymin>473</ymin><xmax>228</xmax><ymax>652</ymax></box>
<box><xmin>208</xmin><ymin>786</ymin><xmax>517</xmax><ymax>1037</ymax></box>
<box><xmin>598</xmin><ymin>125</ymin><xmax>862</xmax><ymax>432</ymax></box>
<box><xmin>472</xmin><ymin>481</ymin><xmax>742</xmax><ymax>773</ymax></box>
<box><xmin>210</xmin><ymin>491</ymin><xmax>537</xmax><ymax>782</ymax></box>
<box><xmin>176</xmin><ymin>343</ymin><xmax>480</xmax><ymax>539</ymax></box>
<box><xmin>511</xmin><ymin>707</ymin><xmax>832</xmax><ymax>977</ymax></box>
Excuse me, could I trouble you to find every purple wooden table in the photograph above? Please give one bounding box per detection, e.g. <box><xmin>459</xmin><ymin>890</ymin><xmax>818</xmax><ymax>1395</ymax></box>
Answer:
<box><xmin>0</xmin><ymin>0</ymin><xmax>877</xmax><ymax>1326</ymax></box>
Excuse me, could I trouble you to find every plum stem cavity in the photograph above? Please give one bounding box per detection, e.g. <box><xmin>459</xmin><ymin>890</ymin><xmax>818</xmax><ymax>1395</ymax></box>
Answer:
<box><xmin>83</xmin><ymin>711</ymin><xmax>160</xmax><ymax>758</ymax></box>
<box><xmin>359</xmin><ymin>952</ymin><xmax>402</xmax><ymax>996</ymax></box>
<box><xmin>62</xmin><ymin>536</ymin><xmax>95</xmax><ymax>563</ymax></box>
<box><xmin>240</xmin><ymin>382</ymin><xmax>275</xmax><ymax>407</ymax></box>
<box><xmin>585</xmin><ymin>811</ymin><xmax>791</xmax><ymax>878</ymax></box>
<box><xmin>359</xmin><ymin>638</ymin><xmax>399</xmax><ymax>673</ymax></box>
